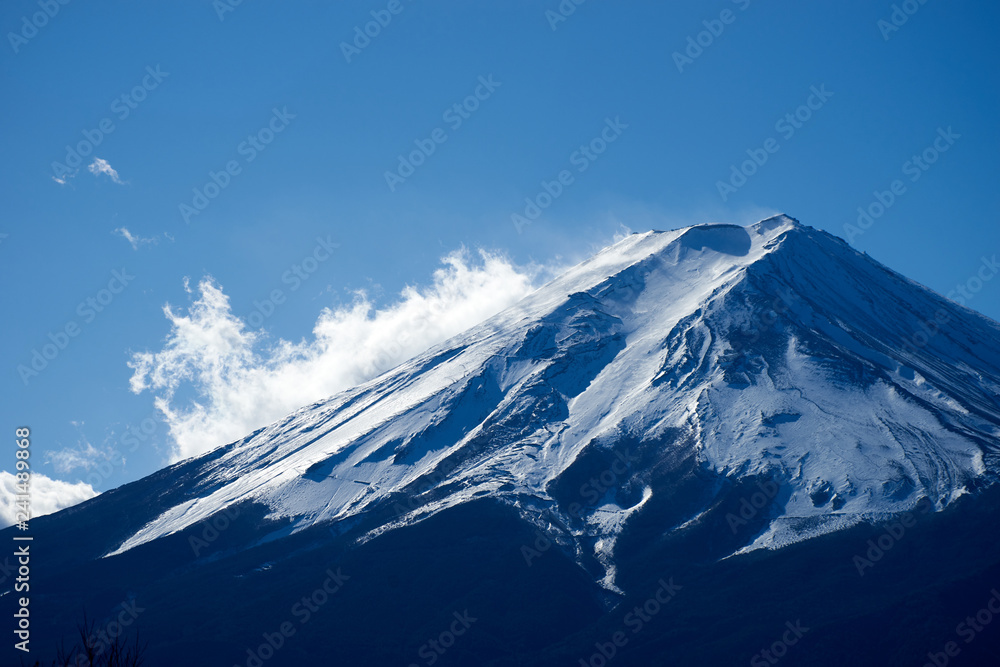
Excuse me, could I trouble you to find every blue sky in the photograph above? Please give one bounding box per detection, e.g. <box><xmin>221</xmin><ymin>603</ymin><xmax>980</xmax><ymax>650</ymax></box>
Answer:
<box><xmin>2</xmin><ymin>0</ymin><xmax>998</xmax><ymax>521</ymax></box>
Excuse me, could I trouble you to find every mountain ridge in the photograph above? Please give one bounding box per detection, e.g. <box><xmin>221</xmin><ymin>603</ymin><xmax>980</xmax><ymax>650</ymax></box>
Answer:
<box><xmin>66</xmin><ymin>214</ymin><xmax>996</xmax><ymax>568</ymax></box>
<box><xmin>9</xmin><ymin>214</ymin><xmax>1000</xmax><ymax>664</ymax></box>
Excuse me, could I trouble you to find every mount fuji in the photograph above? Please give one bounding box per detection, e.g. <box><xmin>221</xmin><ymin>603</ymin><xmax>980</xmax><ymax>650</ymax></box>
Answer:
<box><xmin>8</xmin><ymin>215</ymin><xmax>1000</xmax><ymax>666</ymax></box>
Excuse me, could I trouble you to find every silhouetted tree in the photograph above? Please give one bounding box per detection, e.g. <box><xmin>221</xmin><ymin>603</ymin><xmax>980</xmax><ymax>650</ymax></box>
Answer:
<box><xmin>22</xmin><ymin>612</ymin><xmax>146</xmax><ymax>667</ymax></box>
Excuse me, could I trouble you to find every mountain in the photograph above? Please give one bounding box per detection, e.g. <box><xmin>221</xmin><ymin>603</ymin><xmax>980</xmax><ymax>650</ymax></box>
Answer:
<box><xmin>8</xmin><ymin>215</ymin><xmax>1000</xmax><ymax>666</ymax></box>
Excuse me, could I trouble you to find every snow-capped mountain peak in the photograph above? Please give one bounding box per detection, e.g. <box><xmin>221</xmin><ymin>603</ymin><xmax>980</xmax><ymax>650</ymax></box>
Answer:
<box><xmin>103</xmin><ymin>215</ymin><xmax>1000</xmax><ymax>584</ymax></box>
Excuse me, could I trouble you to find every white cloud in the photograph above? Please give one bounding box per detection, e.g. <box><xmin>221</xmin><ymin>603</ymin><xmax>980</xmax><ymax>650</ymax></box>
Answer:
<box><xmin>53</xmin><ymin>157</ymin><xmax>126</xmax><ymax>185</ymax></box>
<box><xmin>88</xmin><ymin>157</ymin><xmax>125</xmax><ymax>184</ymax></box>
<box><xmin>114</xmin><ymin>227</ymin><xmax>159</xmax><ymax>250</ymax></box>
<box><xmin>45</xmin><ymin>441</ymin><xmax>118</xmax><ymax>474</ymax></box>
<box><xmin>129</xmin><ymin>249</ymin><xmax>546</xmax><ymax>462</ymax></box>
<box><xmin>0</xmin><ymin>471</ymin><xmax>98</xmax><ymax>528</ymax></box>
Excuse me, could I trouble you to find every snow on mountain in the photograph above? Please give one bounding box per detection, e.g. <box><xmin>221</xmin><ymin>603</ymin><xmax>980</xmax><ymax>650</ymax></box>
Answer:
<box><xmin>104</xmin><ymin>215</ymin><xmax>1000</xmax><ymax>589</ymax></box>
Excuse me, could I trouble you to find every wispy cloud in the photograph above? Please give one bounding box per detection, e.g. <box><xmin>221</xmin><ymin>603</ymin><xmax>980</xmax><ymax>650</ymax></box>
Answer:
<box><xmin>114</xmin><ymin>227</ymin><xmax>159</xmax><ymax>250</ymax></box>
<box><xmin>51</xmin><ymin>156</ymin><xmax>126</xmax><ymax>186</ymax></box>
<box><xmin>45</xmin><ymin>440</ymin><xmax>119</xmax><ymax>474</ymax></box>
<box><xmin>129</xmin><ymin>249</ymin><xmax>548</xmax><ymax>461</ymax></box>
<box><xmin>88</xmin><ymin>157</ymin><xmax>125</xmax><ymax>184</ymax></box>
<box><xmin>0</xmin><ymin>472</ymin><xmax>98</xmax><ymax>528</ymax></box>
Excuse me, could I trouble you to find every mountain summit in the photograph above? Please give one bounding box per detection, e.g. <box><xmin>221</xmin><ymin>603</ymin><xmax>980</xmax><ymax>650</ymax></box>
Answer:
<box><xmin>11</xmin><ymin>215</ymin><xmax>1000</xmax><ymax>665</ymax></box>
<box><xmin>108</xmin><ymin>214</ymin><xmax>1000</xmax><ymax>563</ymax></box>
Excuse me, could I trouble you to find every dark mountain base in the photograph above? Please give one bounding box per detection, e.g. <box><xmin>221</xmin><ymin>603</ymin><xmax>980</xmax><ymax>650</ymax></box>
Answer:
<box><xmin>15</xmin><ymin>483</ymin><xmax>1000</xmax><ymax>666</ymax></box>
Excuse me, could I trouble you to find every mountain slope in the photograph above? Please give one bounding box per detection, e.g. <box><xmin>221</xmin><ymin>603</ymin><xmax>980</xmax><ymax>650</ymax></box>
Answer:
<box><xmin>106</xmin><ymin>215</ymin><xmax>1000</xmax><ymax>563</ymax></box>
<box><xmin>7</xmin><ymin>215</ymin><xmax>1000</xmax><ymax>665</ymax></box>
